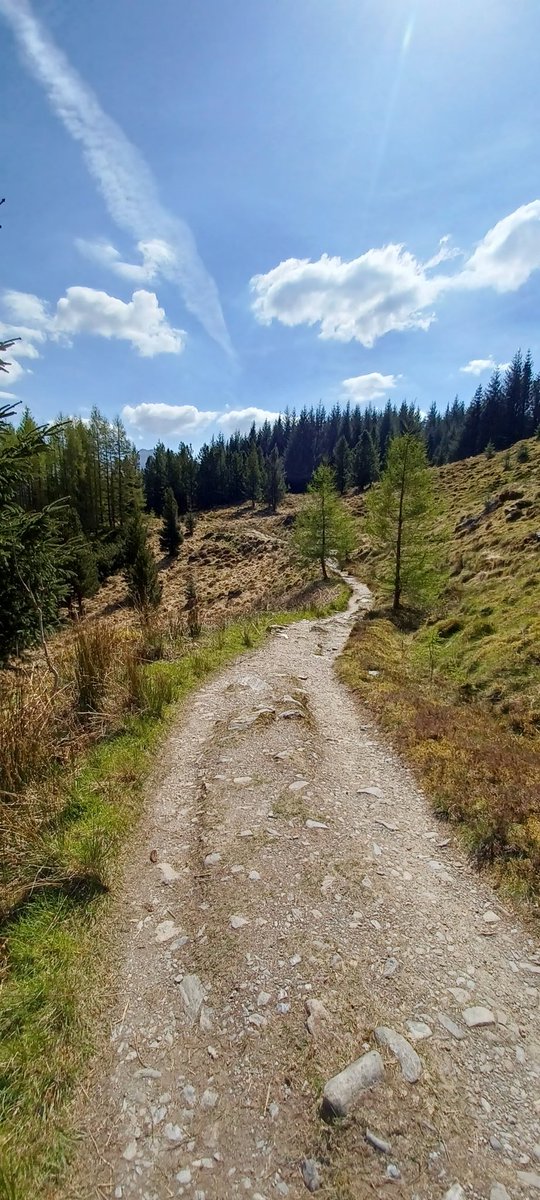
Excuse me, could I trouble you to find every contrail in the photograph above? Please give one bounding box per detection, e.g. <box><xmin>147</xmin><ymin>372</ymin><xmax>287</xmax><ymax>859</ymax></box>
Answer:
<box><xmin>0</xmin><ymin>0</ymin><xmax>232</xmax><ymax>354</ymax></box>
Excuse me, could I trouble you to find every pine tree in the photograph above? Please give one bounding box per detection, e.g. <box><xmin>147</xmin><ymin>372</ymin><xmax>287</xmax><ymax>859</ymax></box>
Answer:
<box><xmin>159</xmin><ymin>486</ymin><xmax>182</xmax><ymax>557</ymax></box>
<box><xmin>246</xmin><ymin>443</ymin><xmax>262</xmax><ymax>509</ymax></box>
<box><xmin>365</xmin><ymin>434</ymin><xmax>445</xmax><ymax>612</ymax></box>
<box><xmin>0</xmin><ymin>401</ymin><xmax>68</xmax><ymax>663</ymax></box>
<box><xmin>69</xmin><ymin>538</ymin><xmax>99</xmax><ymax>617</ymax></box>
<box><xmin>333</xmin><ymin>435</ymin><xmax>351</xmax><ymax>494</ymax></box>
<box><xmin>124</xmin><ymin>512</ymin><xmax>162</xmax><ymax>611</ymax></box>
<box><xmin>264</xmin><ymin>447</ymin><xmax>286</xmax><ymax>512</ymax></box>
<box><xmin>352</xmin><ymin>430</ymin><xmax>379</xmax><ymax>490</ymax></box>
<box><xmin>294</xmin><ymin>463</ymin><xmax>356</xmax><ymax>579</ymax></box>
<box><xmin>185</xmin><ymin>509</ymin><xmax>196</xmax><ymax>537</ymax></box>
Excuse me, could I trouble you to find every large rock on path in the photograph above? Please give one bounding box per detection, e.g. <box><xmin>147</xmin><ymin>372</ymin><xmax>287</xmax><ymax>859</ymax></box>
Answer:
<box><xmin>321</xmin><ymin>1050</ymin><xmax>385</xmax><ymax>1119</ymax></box>
<box><xmin>374</xmin><ymin>1026</ymin><xmax>423</xmax><ymax>1083</ymax></box>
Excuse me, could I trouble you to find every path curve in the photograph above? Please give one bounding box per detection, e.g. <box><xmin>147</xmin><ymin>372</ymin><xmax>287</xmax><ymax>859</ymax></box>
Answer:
<box><xmin>67</xmin><ymin>577</ymin><xmax>540</xmax><ymax>1200</ymax></box>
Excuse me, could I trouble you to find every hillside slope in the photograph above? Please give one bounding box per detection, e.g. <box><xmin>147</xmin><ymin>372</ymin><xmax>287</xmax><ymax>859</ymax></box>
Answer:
<box><xmin>340</xmin><ymin>437</ymin><xmax>540</xmax><ymax>898</ymax></box>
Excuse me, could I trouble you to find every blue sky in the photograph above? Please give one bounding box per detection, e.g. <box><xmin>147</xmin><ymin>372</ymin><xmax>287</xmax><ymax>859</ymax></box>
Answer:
<box><xmin>1</xmin><ymin>0</ymin><xmax>540</xmax><ymax>448</ymax></box>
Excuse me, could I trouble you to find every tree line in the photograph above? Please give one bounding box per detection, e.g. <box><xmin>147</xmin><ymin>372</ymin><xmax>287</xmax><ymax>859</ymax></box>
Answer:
<box><xmin>1</xmin><ymin>342</ymin><xmax>537</xmax><ymax>663</ymax></box>
<box><xmin>143</xmin><ymin>349</ymin><xmax>539</xmax><ymax>513</ymax></box>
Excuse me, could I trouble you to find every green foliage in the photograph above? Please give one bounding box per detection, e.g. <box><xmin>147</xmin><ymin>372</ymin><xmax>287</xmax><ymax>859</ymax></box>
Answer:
<box><xmin>485</xmin><ymin>440</ymin><xmax>495</xmax><ymax>459</ymax></box>
<box><xmin>246</xmin><ymin>443</ymin><xmax>262</xmax><ymax>508</ymax></box>
<box><xmin>124</xmin><ymin>511</ymin><xmax>162</xmax><ymax>612</ymax></box>
<box><xmin>264</xmin><ymin>446</ymin><xmax>286</xmax><ymax>512</ymax></box>
<box><xmin>0</xmin><ymin>404</ymin><xmax>69</xmax><ymax>663</ymax></box>
<box><xmin>352</xmin><ymin>429</ymin><xmax>379</xmax><ymax>490</ymax></box>
<box><xmin>159</xmin><ymin>486</ymin><xmax>182</xmax><ymax>557</ymax></box>
<box><xmin>333</xmin><ymin>435</ymin><xmax>351</xmax><ymax>494</ymax></box>
<box><xmin>184</xmin><ymin>509</ymin><xmax>196</xmax><ymax>537</ymax></box>
<box><xmin>516</xmin><ymin>443</ymin><xmax>530</xmax><ymax>462</ymax></box>
<box><xmin>366</xmin><ymin>433</ymin><xmax>446</xmax><ymax>611</ymax></box>
<box><xmin>294</xmin><ymin>463</ymin><xmax>356</xmax><ymax>578</ymax></box>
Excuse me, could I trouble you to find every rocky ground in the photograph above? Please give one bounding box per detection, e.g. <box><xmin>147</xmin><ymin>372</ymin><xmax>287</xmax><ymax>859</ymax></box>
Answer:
<box><xmin>64</xmin><ymin>578</ymin><xmax>540</xmax><ymax>1200</ymax></box>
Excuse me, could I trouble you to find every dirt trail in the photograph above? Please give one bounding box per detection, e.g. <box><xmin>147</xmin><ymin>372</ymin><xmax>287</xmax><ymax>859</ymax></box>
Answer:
<box><xmin>67</xmin><ymin>579</ymin><xmax>540</xmax><ymax>1200</ymax></box>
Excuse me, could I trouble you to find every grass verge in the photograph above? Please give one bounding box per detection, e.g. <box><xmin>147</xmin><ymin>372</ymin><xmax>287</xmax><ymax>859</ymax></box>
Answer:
<box><xmin>338</xmin><ymin>616</ymin><xmax>540</xmax><ymax>902</ymax></box>
<box><xmin>0</xmin><ymin>583</ymin><xmax>349</xmax><ymax>1199</ymax></box>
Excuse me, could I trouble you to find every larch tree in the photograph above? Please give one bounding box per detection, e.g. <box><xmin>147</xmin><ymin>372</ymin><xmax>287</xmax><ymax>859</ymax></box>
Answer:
<box><xmin>365</xmin><ymin>433</ymin><xmax>445</xmax><ymax>612</ymax></box>
<box><xmin>294</xmin><ymin>463</ymin><xmax>356</xmax><ymax>579</ymax></box>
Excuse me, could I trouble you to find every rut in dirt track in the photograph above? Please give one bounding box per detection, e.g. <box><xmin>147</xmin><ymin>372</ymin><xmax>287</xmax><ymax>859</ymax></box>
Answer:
<box><xmin>67</xmin><ymin>577</ymin><xmax>540</xmax><ymax>1200</ymax></box>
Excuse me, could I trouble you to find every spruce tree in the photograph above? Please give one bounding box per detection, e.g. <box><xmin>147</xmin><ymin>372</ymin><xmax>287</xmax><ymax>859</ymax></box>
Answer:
<box><xmin>333</xmin><ymin>435</ymin><xmax>351</xmax><ymax>494</ymax></box>
<box><xmin>159</xmin><ymin>486</ymin><xmax>182</xmax><ymax>557</ymax></box>
<box><xmin>124</xmin><ymin>512</ymin><xmax>162</xmax><ymax>612</ymax></box>
<box><xmin>353</xmin><ymin>430</ymin><xmax>379</xmax><ymax>490</ymax></box>
<box><xmin>264</xmin><ymin>447</ymin><xmax>286</xmax><ymax>512</ymax></box>
<box><xmin>185</xmin><ymin>509</ymin><xmax>196</xmax><ymax>537</ymax></box>
<box><xmin>365</xmin><ymin>433</ymin><xmax>445</xmax><ymax>612</ymax></box>
<box><xmin>294</xmin><ymin>463</ymin><xmax>356</xmax><ymax>579</ymax></box>
<box><xmin>246</xmin><ymin>443</ymin><xmax>262</xmax><ymax>509</ymax></box>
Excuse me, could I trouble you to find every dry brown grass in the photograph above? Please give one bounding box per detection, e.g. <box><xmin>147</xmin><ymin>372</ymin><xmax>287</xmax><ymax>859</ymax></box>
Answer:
<box><xmin>339</xmin><ymin>437</ymin><xmax>540</xmax><ymax>900</ymax></box>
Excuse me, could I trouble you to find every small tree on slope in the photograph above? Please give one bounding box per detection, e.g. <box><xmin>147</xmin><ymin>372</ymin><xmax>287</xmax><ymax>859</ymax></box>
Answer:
<box><xmin>294</xmin><ymin>463</ymin><xmax>356</xmax><ymax>579</ymax></box>
<box><xmin>124</xmin><ymin>511</ymin><xmax>162</xmax><ymax>612</ymax></box>
<box><xmin>160</xmin><ymin>486</ymin><xmax>182</xmax><ymax>557</ymax></box>
<box><xmin>365</xmin><ymin>433</ymin><xmax>445</xmax><ymax>612</ymax></box>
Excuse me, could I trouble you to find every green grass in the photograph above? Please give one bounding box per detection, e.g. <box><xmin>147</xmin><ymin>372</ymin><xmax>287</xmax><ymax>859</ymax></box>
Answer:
<box><xmin>341</xmin><ymin>437</ymin><xmax>540</xmax><ymax>898</ymax></box>
<box><xmin>0</xmin><ymin>586</ymin><xmax>350</xmax><ymax>1199</ymax></box>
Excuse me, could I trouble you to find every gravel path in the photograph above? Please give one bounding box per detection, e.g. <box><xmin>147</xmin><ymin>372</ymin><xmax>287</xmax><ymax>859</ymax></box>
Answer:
<box><xmin>66</xmin><ymin>578</ymin><xmax>540</xmax><ymax>1200</ymax></box>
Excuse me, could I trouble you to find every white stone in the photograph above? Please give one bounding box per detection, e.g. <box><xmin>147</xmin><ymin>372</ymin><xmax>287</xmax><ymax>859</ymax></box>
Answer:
<box><xmin>517</xmin><ymin>1173</ymin><xmax>540</xmax><ymax>1191</ymax></box>
<box><xmin>306</xmin><ymin>819</ymin><xmax>328</xmax><ymax>829</ymax></box>
<box><xmin>201</xmin><ymin>1088</ymin><xmax>219</xmax><ymax>1110</ymax></box>
<box><xmin>482</xmin><ymin>910</ymin><xmax>500</xmax><ymax>924</ymax></box>
<box><xmin>155</xmin><ymin>919</ymin><xmax>180</xmax><ymax>943</ymax></box>
<box><xmin>289</xmin><ymin>780</ymin><xmax>308</xmax><ymax>792</ymax></box>
<box><xmin>258</xmin><ymin>991</ymin><xmax>272</xmax><ymax>1007</ymax></box>
<box><xmin>176</xmin><ymin>1169</ymin><xmax>192</xmax><ymax>1185</ymax></box>
<box><xmin>179</xmin><ymin>974</ymin><xmax>206</xmax><ymax>1023</ymax></box>
<box><xmin>157</xmin><ymin>862</ymin><xmax>180</xmax><ymax>883</ymax></box>
<box><xmin>230</xmin><ymin>915</ymin><xmax>250</xmax><ymax>929</ymax></box>
<box><xmin>405</xmin><ymin>1019</ymin><xmax>432</xmax><ymax>1041</ymax></box>
<box><xmin>462</xmin><ymin>1006</ymin><xmax>495</xmax><ymax>1028</ymax></box>
<box><xmin>374</xmin><ymin>1026</ymin><xmax>422</xmax><ymax>1083</ymax></box>
<box><xmin>443</xmin><ymin>1187</ymin><xmax>465</xmax><ymax>1200</ymax></box>
<box><xmin>122</xmin><ymin>1140</ymin><xmax>138</xmax><ymax>1161</ymax></box>
<box><xmin>490</xmin><ymin>1186</ymin><xmax>510</xmax><ymax>1200</ymax></box>
<box><xmin>164</xmin><ymin>1123</ymin><xmax>184</xmax><ymax>1143</ymax></box>
<box><xmin>322</xmin><ymin>1051</ymin><xmax>385</xmax><ymax>1118</ymax></box>
<box><xmin>248</xmin><ymin>870</ymin><xmax>261</xmax><ymax>881</ymax></box>
<box><xmin>204</xmin><ymin>852</ymin><xmax>221</xmax><ymax>866</ymax></box>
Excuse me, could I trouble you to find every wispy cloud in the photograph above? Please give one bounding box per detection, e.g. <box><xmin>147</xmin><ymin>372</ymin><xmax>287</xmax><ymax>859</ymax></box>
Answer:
<box><xmin>0</xmin><ymin>0</ymin><xmax>231</xmax><ymax>354</ymax></box>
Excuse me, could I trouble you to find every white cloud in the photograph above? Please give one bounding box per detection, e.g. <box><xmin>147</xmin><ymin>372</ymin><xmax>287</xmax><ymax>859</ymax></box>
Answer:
<box><xmin>217</xmin><ymin>406</ymin><xmax>281</xmax><ymax>433</ymax></box>
<box><xmin>251</xmin><ymin>201</ymin><xmax>540</xmax><ymax>347</ymax></box>
<box><xmin>122</xmin><ymin>403</ymin><xmax>218</xmax><ymax>439</ymax></box>
<box><xmin>460</xmin><ymin>357</ymin><xmax>510</xmax><ymax>376</ymax></box>
<box><xmin>54</xmin><ymin>287</ymin><xmax>185</xmax><ymax>356</ymax></box>
<box><xmin>0</xmin><ymin>390</ymin><xmax>18</xmax><ymax>400</ymax></box>
<box><xmin>0</xmin><ymin>0</ymin><xmax>231</xmax><ymax>353</ymax></box>
<box><xmin>122</xmin><ymin>402</ymin><xmax>282</xmax><ymax>441</ymax></box>
<box><xmin>251</xmin><ymin>246</ymin><xmax>437</xmax><ymax>348</ymax></box>
<box><xmin>341</xmin><ymin>372</ymin><xmax>400</xmax><ymax>403</ymax></box>
<box><xmin>76</xmin><ymin>237</ymin><xmax>177</xmax><ymax>285</ymax></box>
<box><xmin>458</xmin><ymin>201</ymin><xmax>540</xmax><ymax>293</ymax></box>
<box><xmin>0</xmin><ymin>286</ymin><xmax>185</xmax><ymax>376</ymax></box>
